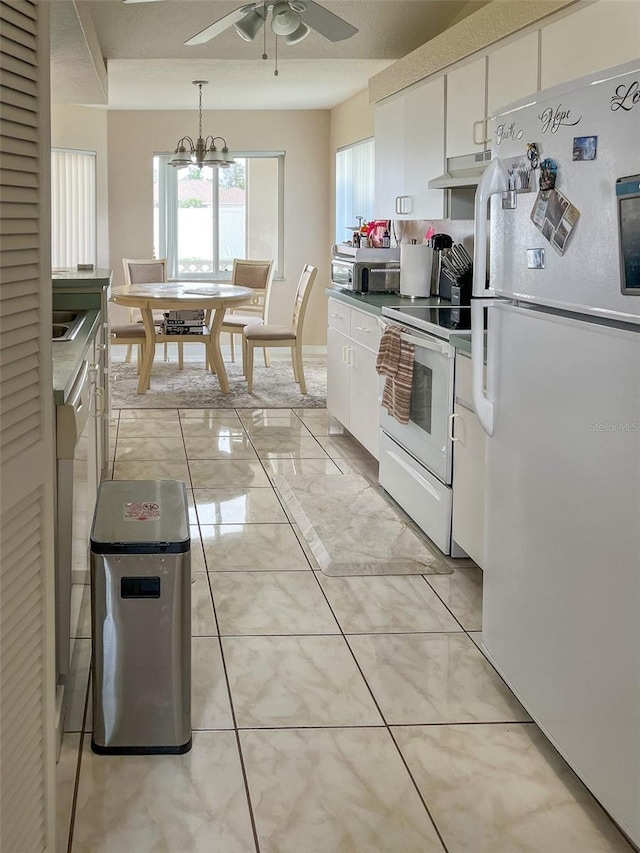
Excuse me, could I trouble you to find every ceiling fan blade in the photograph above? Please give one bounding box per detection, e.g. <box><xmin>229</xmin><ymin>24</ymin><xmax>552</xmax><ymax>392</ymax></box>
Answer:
<box><xmin>294</xmin><ymin>0</ymin><xmax>358</xmax><ymax>42</ymax></box>
<box><xmin>184</xmin><ymin>4</ymin><xmax>257</xmax><ymax>46</ymax></box>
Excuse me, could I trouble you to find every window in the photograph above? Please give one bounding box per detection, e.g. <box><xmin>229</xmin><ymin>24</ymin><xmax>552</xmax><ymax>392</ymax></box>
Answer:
<box><xmin>335</xmin><ymin>138</ymin><xmax>374</xmax><ymax>244</ymax></box>
<box><xmin>154</xmin><ymin>153</ymin><xmax>284</xmax><ymax>280</ymax></box>
<box><xmin>51</xmin><ymin>149</ymin><xmax>96</xmax><ymax>268</ymax></box>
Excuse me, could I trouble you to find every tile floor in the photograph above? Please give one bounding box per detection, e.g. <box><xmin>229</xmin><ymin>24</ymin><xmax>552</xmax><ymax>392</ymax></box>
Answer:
<box><xmin>57</xmin><ymin>407</ymin><xmax>635</xmax><ymax>853</ymax></box>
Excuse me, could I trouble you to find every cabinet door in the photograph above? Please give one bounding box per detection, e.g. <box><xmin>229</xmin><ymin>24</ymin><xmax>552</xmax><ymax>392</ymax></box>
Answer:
<box><xmin>541</xmin><ymin>1</ymin><xmax>640</xmax><ymax>89</ymax></box>
<box><xmin>327</xmin><ymin>326</ymin><xmax>351</xmax><ymax>429</ymax></box>
<box><xmin>452</xmin><ymin>354</ymin><xmax>486</xmax><ymax>566</ymax></box>
<box><xmin>446</xmin><ymin>56</ymin><xmax>488</xmax><ymax>158</ymax></box>
<box><xmin>488</xmin><ymin>31</ymin><xmax>539</xmax><ymax>116</ymax></box>
<box><xmin>452</xmin><ymin>400</ymin><xmax>486</xmax><ymax>567</ymax></box>
<box><xmin>404</xmin><ymin>76</ymin><xmax>446</xmax><ymax>220</ymax></box>
<box><xmin>349</xmin><ymin>342</ymin><xmax>381</xmax><ymax>460</ymax></box>
<box><xmin>374</xmin><ymin>93</ymin><xmax>405</xmax><ymax>218</ymax></box>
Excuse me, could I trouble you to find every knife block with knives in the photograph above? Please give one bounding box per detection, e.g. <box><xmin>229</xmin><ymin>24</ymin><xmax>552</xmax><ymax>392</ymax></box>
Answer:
<box><xmin>440</xmin><ymin>243</ymin><xmax>473</xmax><ymax>305</ymax></box>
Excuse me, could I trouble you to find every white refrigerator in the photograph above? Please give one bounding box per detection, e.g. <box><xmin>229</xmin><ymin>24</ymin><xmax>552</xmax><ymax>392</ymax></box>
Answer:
<box><xmin>472</xmin><ymin>59</ymin><xmax>640</xmax><ymax>845</ymax></box>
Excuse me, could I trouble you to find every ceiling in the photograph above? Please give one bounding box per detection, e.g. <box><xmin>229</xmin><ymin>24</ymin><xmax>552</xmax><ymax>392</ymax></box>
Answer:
<box><xmin>51</xmin><ymin>0</ymin><xmax>488</xmax><ymax>110</ymax></box>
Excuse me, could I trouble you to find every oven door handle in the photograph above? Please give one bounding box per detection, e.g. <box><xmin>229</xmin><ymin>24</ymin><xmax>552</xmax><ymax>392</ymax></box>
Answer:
<box><xmin>400</xmin><ymin>332</ymin><xmax>454</xmax><ymax>358</ymax></box>
<box><xmin>379</xmin><ymin>319</ymin><xmax>454</xmax><ymax>357</ymax></box>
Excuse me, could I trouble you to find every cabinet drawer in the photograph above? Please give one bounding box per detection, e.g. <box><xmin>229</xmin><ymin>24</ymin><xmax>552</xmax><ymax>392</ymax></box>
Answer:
<box><xmin>350</xmin><ymin>309</ymin><xmax>381</xmax><ymax>352</ymax></box>
<box><xmin>328</xmin><ymin>299</ymin><xmax>350</xmax><ymax>335</ymax></box>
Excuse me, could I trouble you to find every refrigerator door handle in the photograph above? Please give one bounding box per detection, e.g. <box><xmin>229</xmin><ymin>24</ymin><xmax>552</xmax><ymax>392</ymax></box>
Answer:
<box><xmin>473</xmin><ymin>158</ymin><xmax>509</xmax><ymax>298</ymax></box>
<box><xmin>471</xmin><ymin>299</ymin><xmax>494</xmax><ymax>436</ymax></box>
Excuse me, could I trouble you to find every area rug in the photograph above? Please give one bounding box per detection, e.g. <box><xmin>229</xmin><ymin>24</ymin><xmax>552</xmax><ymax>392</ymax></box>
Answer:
<box><xmin>110</xmin><ymin>359</ymin><xmax>327</xmax><ymax>409</ymax></box>
<box><xmin>273</xmin><ymin>474</ymin><xmax>451</xmax><ymax>576</ymax></box>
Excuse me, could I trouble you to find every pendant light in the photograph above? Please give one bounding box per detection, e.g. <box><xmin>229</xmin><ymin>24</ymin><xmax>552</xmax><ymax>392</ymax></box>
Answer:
<box><xmin>168</xmin><ymin>81</ymin><xmax>235</xmax><ymax>170</ymax></box>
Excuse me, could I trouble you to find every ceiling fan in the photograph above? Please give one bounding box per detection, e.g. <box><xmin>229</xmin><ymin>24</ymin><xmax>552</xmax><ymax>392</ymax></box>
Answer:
<box><xmin>122</xmin><ymin>1</ymin><xmax>358</xmax><ymax>48</ymax></box>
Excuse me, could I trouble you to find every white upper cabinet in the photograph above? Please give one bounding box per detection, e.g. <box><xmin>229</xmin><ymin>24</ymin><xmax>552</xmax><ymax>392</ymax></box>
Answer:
<box><xmin>374</xmin><ymin>93</ymin><xmax>404</xmax><ymax>219</ymax></box>
<box><xmin>487</xmin><ymin>31</ymin><xmax>540</xmax><ymax>116</ymax></box>
<box><xmin>541</xmin><ymin>0</ymin><xmax>640</xmax><ymax>89</ymax></box>
<box><xmin>445</xmin><ymin>56</ymin><xmax>488</xmax><ymax>157</ymax></box>
<box><xmin>374</xmin><ymin>75</ymin><xmax>445</xmax><ymax>219</ymax></box>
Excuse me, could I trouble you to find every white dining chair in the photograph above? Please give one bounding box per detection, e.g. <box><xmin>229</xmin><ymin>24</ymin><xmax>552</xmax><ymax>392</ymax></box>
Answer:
<box><xmin>122</xmin><ymin>257</ymin><xmax>184</xmax><ymax>367</ymax></box>
<box><xmin>220</xmin><ymin>259</ymin><xmax>275</xmax><ymax>365</ymax></box>
<box><xmin>243</xmin><ymin>264</ymin><xmax>318</xmax><ymax>394</ymax></box>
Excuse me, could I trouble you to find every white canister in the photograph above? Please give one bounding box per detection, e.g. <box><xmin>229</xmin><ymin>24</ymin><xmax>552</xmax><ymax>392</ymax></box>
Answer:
<box><xmin>400</xmin><ymin>244</ymin><xmax>433</xmax><ymax>298</ymax></box>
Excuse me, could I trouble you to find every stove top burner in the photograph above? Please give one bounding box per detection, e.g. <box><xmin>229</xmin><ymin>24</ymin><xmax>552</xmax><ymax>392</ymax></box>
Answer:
<box><xmin>381</xmin><ymin>303</ymin><xmax>472</xmax><ymax>340</ymax></box>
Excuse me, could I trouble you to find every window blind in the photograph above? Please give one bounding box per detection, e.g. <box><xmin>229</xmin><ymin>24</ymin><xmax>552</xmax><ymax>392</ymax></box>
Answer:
<box><xmin>51</xmin><ymin>148</ymin><xmax>96</xmax><ymax>268</ymax></box>
<box><xmin>335</xmin><ymin>137</ymin><xmax>375</xmax><ymax>243</ymax></box>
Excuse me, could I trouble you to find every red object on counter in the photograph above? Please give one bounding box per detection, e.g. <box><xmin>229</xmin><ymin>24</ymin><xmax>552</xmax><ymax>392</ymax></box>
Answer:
<box><xmin>366</xmin><ymin>220</ymin><xmax>390</xmax><ymax>248</ymax></box>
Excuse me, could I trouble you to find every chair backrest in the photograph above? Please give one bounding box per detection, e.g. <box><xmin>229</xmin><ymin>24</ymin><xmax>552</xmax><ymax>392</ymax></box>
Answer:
<box><xmin>231</xmin><ymin>258</ymin><xmax>275</xmax><ymax>317</ymax></box>
<box><xmin>123</xmin><ymin>258</ymin><xmax>168</xmax><ymax>286</ymax></box>
<box><xmin>291</xmin><ymin>265</ymin><xmax>319</xmax><ymax>336</ymax></box>
<box><xmin>231</xmin><ymin>258</ymin><xmax>274</xmax><ymax>290</ymax></box>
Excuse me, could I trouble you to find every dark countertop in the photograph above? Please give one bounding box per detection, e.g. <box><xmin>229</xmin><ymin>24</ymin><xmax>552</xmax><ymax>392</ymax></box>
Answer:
<box><xmin>52</xmin><ymin>268</ymin><xmax>112</xmax><ymax>288</ymax></box>
<box><xmin>326</xmin><ymin>287</ymin><xmax>443</xmax><ymax>317</ymax></box>
<box><xmin>52</xmin><ymin>310</ymin><xmax>101</xmax><ymax>405</ymax></box>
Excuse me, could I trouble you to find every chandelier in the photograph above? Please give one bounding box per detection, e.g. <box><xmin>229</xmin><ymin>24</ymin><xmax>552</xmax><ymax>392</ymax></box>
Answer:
<box><xmin>168</xmin><ymin>81</ymin><xmax>235</xmax><ymax>169</ymax></box>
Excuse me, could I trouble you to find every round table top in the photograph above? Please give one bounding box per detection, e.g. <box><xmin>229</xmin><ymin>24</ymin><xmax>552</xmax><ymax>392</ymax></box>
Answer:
<box><xmin>110</xmin><ymin>282</ymin><xmax>254</xmax><ymax>308</ymax></box>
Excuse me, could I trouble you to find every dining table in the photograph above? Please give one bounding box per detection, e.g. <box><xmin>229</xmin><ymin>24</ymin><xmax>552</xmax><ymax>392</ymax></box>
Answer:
<box><xmin>110</xmin><ymin>281</ymin><xmax>255</xmax><ymax>394</ymax></box>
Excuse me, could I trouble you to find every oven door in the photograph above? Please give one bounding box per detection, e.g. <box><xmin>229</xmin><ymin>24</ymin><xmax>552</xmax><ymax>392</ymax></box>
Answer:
<box><xmin>379</xmin><ymin>321</ymin><xmax>455</xmax><ymax>484</ymax></box>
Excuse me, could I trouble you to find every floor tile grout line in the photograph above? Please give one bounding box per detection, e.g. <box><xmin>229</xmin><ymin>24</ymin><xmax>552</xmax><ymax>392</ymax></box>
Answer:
<box><xmin>386</xmin><ymin>726</ymin><xmax>451</xmax><ymax>853</ymax></box>
<box><xmin>205</xmin><ymin>561</ymin><xmax>262</xmax><ymax>853</ymax></box>
<box><xmin>417</xmin><ymin>573</ymin><xmax>469</xmax><ymax>634</ymax></box>
<box><xmin>306</xmin><ymin>566</ymin><xmax>452</xmax><ymax>852</ymax></box>
<box><xmin>67</xmin><ymin>657</ymin><xmax>93</xmax><ymax>853</ymax></box>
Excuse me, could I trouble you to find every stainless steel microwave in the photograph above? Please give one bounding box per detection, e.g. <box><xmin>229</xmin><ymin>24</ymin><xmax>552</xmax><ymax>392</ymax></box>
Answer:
<box><xmin>330</xmin><ymin>259</ymin><xmax>400</xmax><ymax>293</ymax></box>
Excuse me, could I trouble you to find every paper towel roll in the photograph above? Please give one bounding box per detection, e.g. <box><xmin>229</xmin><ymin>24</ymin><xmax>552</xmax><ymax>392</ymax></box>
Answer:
<box><xmin>400</xmin><ymin>244</ymin><xmax>432</xmax><ymax>298</ymax></box>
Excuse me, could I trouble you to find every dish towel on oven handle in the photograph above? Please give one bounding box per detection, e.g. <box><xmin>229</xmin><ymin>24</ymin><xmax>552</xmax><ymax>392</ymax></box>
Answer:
<box><xmin>376</xmin><ymin>324</ymin><xmax>415</xmax><ymax>424</ymax></box>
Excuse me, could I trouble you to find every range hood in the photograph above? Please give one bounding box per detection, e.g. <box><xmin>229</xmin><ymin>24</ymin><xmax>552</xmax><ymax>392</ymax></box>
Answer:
<box><xmin>428</xmin><ymin>151</ymin><xmax>492</xmax><ymax>189</ymax></box>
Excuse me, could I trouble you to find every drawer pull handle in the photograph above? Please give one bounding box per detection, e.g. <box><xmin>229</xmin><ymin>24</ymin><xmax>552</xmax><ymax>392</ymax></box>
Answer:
<box><xmin>356</xmin><ymin>326</ymin><xmax>371</xmax><ymax>333</ymax></box>
<box><xmin>330</xmin><ymin>313</ymin><xmax>342</xmax><ymax>318</ymax></box>
<box><xmin>94</xmin><ymin>386</ymin><xmax>106</xmax><ymax>417</ymax></box>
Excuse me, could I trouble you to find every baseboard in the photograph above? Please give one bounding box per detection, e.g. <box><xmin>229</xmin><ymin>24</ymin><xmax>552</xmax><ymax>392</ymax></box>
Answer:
<box><xmin>110</xmin><ymin>343</ymin><xmax>327</xmax><ymax>363</ymax></box>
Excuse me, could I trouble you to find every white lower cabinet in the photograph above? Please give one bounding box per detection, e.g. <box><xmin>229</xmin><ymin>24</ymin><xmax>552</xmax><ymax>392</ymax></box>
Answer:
<box><xmin>327</xmin><ymin>298</ymin><xmax>382</xmax><ymax>459</ymax></box>
<box><xmin>451</xmin><ymin>352</ymin><xmax>486</xmax><ymax>567</ymax></box>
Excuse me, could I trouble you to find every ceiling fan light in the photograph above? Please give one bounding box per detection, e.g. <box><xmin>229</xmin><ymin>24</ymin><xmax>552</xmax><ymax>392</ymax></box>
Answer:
<box><xmin>271</xmin><ymin>1</ymin><xmax>300</xmax><ymax>36</ymax></box>
<box><xmin>283</xmin><ymin>20</ymin><xmax>309</xmax><ymax>44</ymax></box>
<box><xmin>234</xmin><ymin>7</ymin><xmax>266</xmax><ymax>42</ymax></box>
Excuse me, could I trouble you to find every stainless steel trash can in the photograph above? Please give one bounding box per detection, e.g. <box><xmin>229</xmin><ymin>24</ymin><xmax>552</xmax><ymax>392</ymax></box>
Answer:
<box><xmin>90</xmin><ymin>479</ymin><xmax>191</xmax><ymax>755</ymax></box>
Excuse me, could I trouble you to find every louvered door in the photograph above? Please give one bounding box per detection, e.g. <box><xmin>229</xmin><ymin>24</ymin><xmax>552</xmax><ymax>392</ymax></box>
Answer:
<box><xmin>0</xmin><ymin>2</ymin><xmax>56</xmax><ymax>851</ymax></box>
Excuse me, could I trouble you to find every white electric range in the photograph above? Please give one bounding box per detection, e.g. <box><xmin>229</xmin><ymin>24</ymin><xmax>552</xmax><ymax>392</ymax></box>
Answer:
<box><xmin>378</xmin><ymin>304</ymin><xmax>472</xmax><ymax>556</ymax></box>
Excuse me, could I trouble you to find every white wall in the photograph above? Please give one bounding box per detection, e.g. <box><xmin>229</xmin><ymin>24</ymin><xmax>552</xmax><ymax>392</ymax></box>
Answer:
<box><xmin>107</xmin><ymin>109</ymin><xmax>331</xmax><ymax>346</ymax></box>
<box><xmin>50</xmin><ymin>105</ymin><xmax>109</xmax><ymax>268</ymax></box>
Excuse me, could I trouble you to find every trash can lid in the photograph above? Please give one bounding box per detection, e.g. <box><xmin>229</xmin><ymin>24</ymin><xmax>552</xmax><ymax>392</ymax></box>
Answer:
<box><xmin>91</xmin><ymin>480</ymin><xmax>190</xmax><ymax>554</ymax></box>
